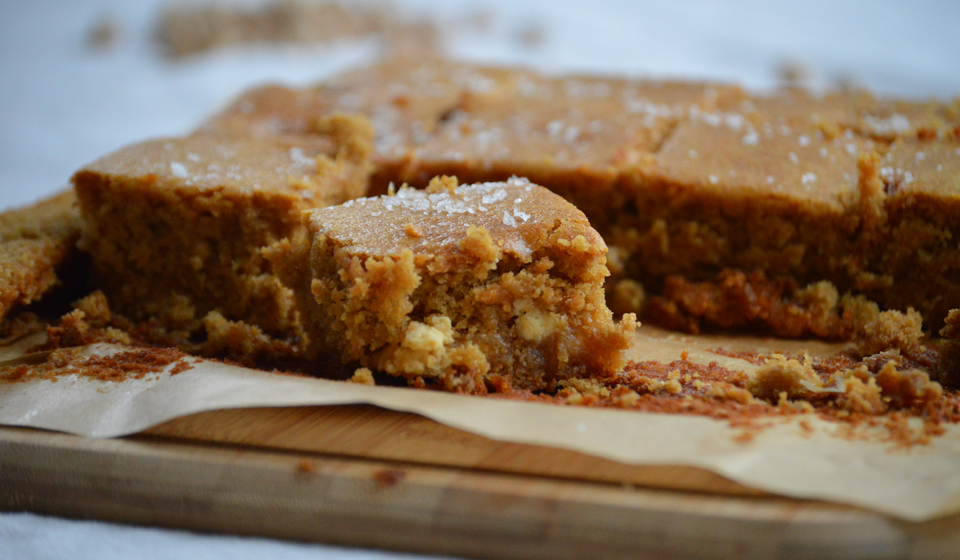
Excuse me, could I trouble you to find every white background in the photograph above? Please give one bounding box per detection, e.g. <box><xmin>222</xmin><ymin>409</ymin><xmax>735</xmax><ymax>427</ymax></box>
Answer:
<box><xmin>1</xmin><ymin>0</ymin><xmax>959</xmax><ymax>558</ymax></box>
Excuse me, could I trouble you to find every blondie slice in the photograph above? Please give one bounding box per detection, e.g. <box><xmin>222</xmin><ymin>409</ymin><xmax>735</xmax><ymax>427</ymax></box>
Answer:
<box><xmin>73</xmin><ymin>115</ymin><xmax>372</xmax><ymax>334</ymax></box>
<box><xmin>0</xmin><ymin>191</ymin><xmax>81</xmax><ymax>319</ymax></box>
<box><xmin>269</xmin><ymin>176</ymin><xmax>636</xmax><ymax>391</ymax></box>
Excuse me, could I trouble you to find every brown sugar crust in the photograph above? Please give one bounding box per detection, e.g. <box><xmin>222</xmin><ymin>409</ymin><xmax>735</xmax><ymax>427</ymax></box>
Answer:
<box><xmin>0</xmin><ymin>191</ymin><xmax>81</xmax><ymax>320</ymax></box>
<box><xmin>269</xmin><ymin>176</ymin><xmax>636</xmax><ymax>391</ymax></box>
<box><xmin>202</xmin><ymin>59</ymin><xmax>960</xmax><ymax>330</ymax></box>
<box><xmin>73</xmin><ymin>115</ymin><xmax>373</xmax><ymax>334</ymax></box>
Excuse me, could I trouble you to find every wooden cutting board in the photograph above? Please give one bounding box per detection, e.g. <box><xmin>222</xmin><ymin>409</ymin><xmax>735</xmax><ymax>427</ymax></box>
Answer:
<box><xmin>2</xmin><ymin>404</ymin><xmax>960</xmax><ymax>560</ymax></box>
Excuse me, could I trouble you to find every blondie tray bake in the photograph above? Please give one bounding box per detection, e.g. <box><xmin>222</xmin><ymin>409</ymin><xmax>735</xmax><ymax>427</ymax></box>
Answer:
<box><xmin>0</xmin><ymin>56</ymin><xmax>958</xmax><ymax>446</ymax></box>
<box><xmin>203</xmin><ymin>58</ymin><xmax>960</xmax><ymax>332</ymax></box>
<box><xmin>269</xmin><ymin>176</ymin><xmax>635</xmax><ymax>391</ymax></box>
<box><xmin>72</xmin><ymin>116</ymin><xmax>372</xmax><ymax>335</ymax></box>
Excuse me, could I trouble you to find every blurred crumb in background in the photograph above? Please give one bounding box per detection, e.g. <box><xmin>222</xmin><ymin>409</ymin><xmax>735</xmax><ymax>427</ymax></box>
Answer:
<box><xmin>832</xmin><ymin>72</ymin><xmax>863</xmax><ymax>93</ymax></box>
<box><xmin>86</xmin><ymin>13</ymin><xmax>122</xmax><ymax>51</ymax></box>
<box><xmin>515</xmin><ymin>19</ymin><xmax>546</xmax><ymax>49</ymax></box>
<box><xmin>463</xmin><ymin>8</ymin><xmax>494</xmax><ymax>34</ymax></box>
<box><xmin>775</xmin><ymin>57</ymin><xmax>815</xmax><ymax>88</ymax></box>
<box><xmin>153</xmin><ymin>0</ymin><xmax>445</xmax><ymax>58</ymax></box>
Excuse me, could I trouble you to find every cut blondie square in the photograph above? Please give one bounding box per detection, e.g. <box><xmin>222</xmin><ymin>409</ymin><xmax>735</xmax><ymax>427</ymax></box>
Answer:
<box><xmin>0</xmin><ymin>191</ymin><xmax>82</xmax><ymax>320</ymax></box>
<box><xmin>269</xmin><ymin>176</ymin><xmax>636</xmax><ymax>392</ymax></box>
<box><xmin>73</xmin><ymin>114</ymin><xmax>373</xmax><ymax>335</ymax></box>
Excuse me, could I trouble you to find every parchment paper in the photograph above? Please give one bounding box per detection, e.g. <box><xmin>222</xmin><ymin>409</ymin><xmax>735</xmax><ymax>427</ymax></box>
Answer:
<box><xmin>2</xmin><ymin>326</ymin><xmax>959</xmax><ymax>522</ymax></box>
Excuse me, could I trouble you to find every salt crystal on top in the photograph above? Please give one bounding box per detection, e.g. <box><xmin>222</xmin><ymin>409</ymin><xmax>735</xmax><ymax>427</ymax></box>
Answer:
<box><xmin>170</xmin><ymin>162</ymin><xmax>189</xmax><ymax>178</ymax></box>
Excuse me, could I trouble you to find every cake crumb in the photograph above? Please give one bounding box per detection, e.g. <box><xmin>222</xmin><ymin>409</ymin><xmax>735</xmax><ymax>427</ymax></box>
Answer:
<box><xmin>349</xmin><ymin>367</ymin><xmax>375</xmax><ymax>385</ymax></box>
<box><xmin>295</xmin><ymin>458</ymin><xmax>317</xmax><ymax>477</ymax></box>
<box><xmin>748</xmin><ymin>355</ymin><xmax>820</xmax><ymax>402</ymax></box>
<box><xmin>404</xmin><ymin>223</ymin><xmax>422</xmax><ymax>238</ymax></box>
<box><xmin>372</xmin><ymin>468</ymin><xmax>406</xmax><ymax>489</ymax></box>
<box><xmin>857</xmin><ymin>308</ymin><xmax>924</xmax><ymax>357</ymax></box>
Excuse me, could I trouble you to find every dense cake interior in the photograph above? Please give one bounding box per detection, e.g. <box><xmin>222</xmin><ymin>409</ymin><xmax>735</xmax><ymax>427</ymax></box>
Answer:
<box><xmin>73</xmin><ymin>116</ymin><xmax>372</xmax><ymax>335</ymax></box>
<box><xmin>269</xmin><ymin>176</ymin><xmax>636</xmax><ymax>391</ymax></box>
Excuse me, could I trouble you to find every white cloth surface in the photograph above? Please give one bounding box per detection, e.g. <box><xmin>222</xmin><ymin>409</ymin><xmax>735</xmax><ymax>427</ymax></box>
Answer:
<box><xmin>0</xmin><ymin>512</ymin><xmax>457</xmax><ymax>560</ymax></box>
<box><xmin>1</xmin><ymin>0</ymin><xmax>958</xmax><ymax>558</ymax></box>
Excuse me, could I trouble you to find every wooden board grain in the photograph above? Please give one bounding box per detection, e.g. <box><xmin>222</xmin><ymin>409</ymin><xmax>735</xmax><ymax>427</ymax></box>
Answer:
<box><xmin>2</xmin><ymin>405</ymin><xmax>960</xmax><ymax>559</ymax></box>
<box><xmin>145</xmin><ymin>404</ymin><xmax>766</xmax><ymax>497</ymax></box>
<box><xmin>4</xmin><ymin>424</ymin><xmax>960</xmax><ymax>560</ymax></box>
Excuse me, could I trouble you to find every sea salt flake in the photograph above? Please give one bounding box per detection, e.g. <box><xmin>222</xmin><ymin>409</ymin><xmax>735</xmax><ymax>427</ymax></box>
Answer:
<box><xmin>724</xmin><ymin>113</ymin><xmax>744</xmax><ymax>130</ymax></box>
<box><xmin>798</xmin><ymin>135</ymin><xmax>810</xmax><ymax>147</ymax></box>
<box><xmin>289</xmin><ymin>147</ymin><xmax>315</xmax><ymax>167</ymax></box>
<box><xmin>789</xmin><ymin>152</ymin><xmax>799</xmax><ymax>165</ymax></box>
<box><xmin>187</xmin><ymin>153</ymin><xmax>201</xmax><ymax>163</ymax></box>
<box><xmin>513</xmin><ymin>208</ymin><xmax>531</xmax><ymax>222</ymax></box>
<box><xmin>482</xmin><ymin>189</ymin><xmax>508</xmax><ymax>204</ymax></box>
<box><xmin>708</xmin><ymin>174</ymin><xmax>719</xmax><ymax>185</ymax></box>
<box><xmin>865</xmin><ymin>113</ymin><xmax>911</xmax><ymax>134</ymax></box>
<box><xmin>508</xmin><ymin>176</ymin><xmax>531</xmax><ymax>188</ymax></box>
<box><xmin>741</xmin><ymin>131</ymin><xmax>759</xmax><ymax>146</ymax></box>
<box><xmin>801</xmin><ymin>172</ymin><xmax>817</xmax><ymax>185</ymax></box>
<box><xmin>502</xmin><ymin>211</ymin><xmax>517</xmax><ymax>227</ymax></box>
<box><xmin>170</xmin><ymin>162</ymin><xmax>189</xmax><ymax>178</ymax></box>
<box><xmin>688</xmin><ymin>149</ymin><xmax>698</xmax><ymax>158</ymax></box>
<box><xmin>701</xmin><ymin>113</ymin><xmax>721</xmax><ymax>127</ymax></box>
<box><xmin>916</xmin><ymin>151</ymin><xmax>927</xmax><ymax>161</ymax></box>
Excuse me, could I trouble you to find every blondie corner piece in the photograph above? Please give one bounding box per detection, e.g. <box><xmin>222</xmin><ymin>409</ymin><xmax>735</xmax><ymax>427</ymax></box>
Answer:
<box><xmin>72</xmin><ymin>115</ymin><xmax>373</xmax><ymax>335</ymax></box>
<box><xmin>270</xmin><ymin>176</ymin><xmax>636</xmax><ymax>392</ymax></box>
<box><xmin>0</xmin><ymin>191</ymin><xmax>81</xmax><ymax>319</ymax></box>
